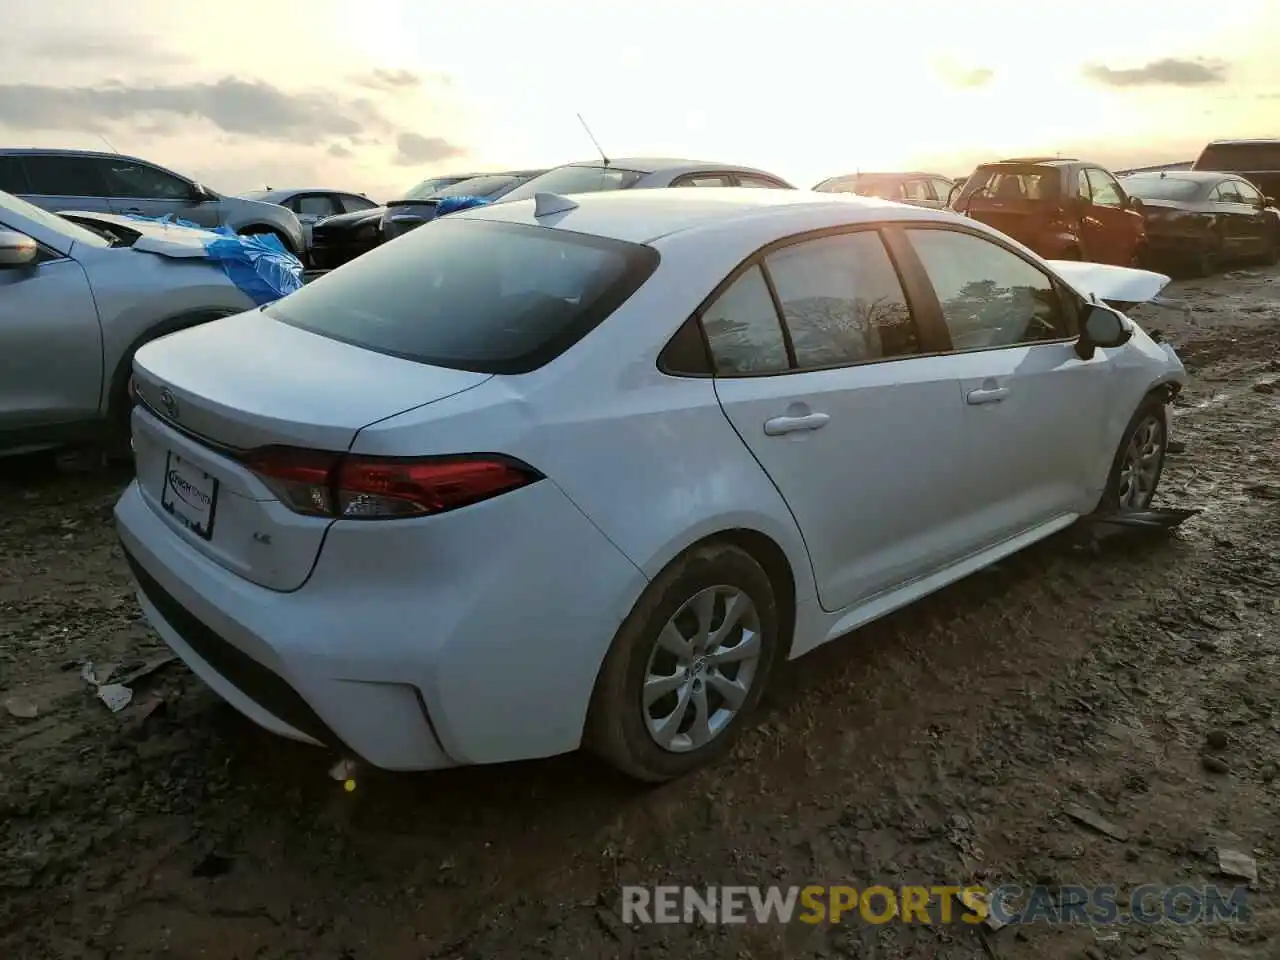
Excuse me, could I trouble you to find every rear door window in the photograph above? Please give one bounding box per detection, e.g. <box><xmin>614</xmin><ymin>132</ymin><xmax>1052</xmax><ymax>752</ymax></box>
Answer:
<box><xmin>672</xmin><ymin>174</ymin><xmax>735</xmax><ymax>187</ymax></box>
<box><xmin>294</xmin><ymin>194</ymin><xmax>341</xmax><ymax>217</ymax></box>
<box><xmin>903</xmin><ymin>180</ymin><xmax>932</xmax><ymax>201</ymax></box>
<box><xmin>99</xmin><ymin>160</ymin><xmax>191</xmax><ymax>200</ymax></box>
<box><xmin>339</xmin><ymin>194</ymin><xmax>379</xmax><ymax>213</ymax></box>
<box><xmin>764</xmin><ymin>231</ymin><xmax>920</xmax><ymax>367</ymax></box>
<box><xmin>23</xmin><ymin>155</ymin><xmax>108</xmax><ymax>197</ymax></box>
<box><xmin>263</xmin><ymin>218</ymin><xmax>659</xmax><ymax>374</ymax></box>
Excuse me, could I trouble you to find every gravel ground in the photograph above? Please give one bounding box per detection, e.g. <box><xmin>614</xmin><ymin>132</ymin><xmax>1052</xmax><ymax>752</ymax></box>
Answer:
<box><xmin>2</xmin><ymin>266</ymin><xmax>1279</xmax><ymax>959</ymax></box>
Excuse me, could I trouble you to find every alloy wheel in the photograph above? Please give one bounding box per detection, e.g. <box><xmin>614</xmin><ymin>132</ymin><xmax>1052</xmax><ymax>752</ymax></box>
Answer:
<box><xmin>1117</xmin><ymin>414</ymin><xmax>1164</xmax><ymax>509</ymax></box>
<box><xmin>642</xmin><ymin>585</ymin><xmax>763</xmax><ymax>753</ymax></box>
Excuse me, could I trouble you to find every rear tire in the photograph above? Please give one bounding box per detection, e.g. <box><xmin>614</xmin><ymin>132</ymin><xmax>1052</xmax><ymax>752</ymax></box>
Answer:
<box><xmin>586</xmin><ymin>542</ymin><xmax>780</xmax><ymax>782</ymax></box>
<box><xmin>1096</xmin><ymin>395</ymin><xmax>1168</xmax><ymax>513</ymax></box>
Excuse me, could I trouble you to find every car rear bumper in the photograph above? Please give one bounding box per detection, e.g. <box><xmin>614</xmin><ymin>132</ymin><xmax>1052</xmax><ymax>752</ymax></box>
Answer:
<box><xmin>114</xmin><ymin>477</ymin><xmax>647</xmax><ymax>771</ymax></box>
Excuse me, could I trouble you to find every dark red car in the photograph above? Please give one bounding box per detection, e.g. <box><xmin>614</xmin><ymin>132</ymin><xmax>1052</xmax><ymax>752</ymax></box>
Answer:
<box><xmin>951</xmin><ymin>157</ymin><xmax>1147</xmax><ymax>265</ymax></box>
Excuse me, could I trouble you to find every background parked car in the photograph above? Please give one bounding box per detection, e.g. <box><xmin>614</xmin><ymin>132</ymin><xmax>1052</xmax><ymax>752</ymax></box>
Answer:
<box><xmin>381</xmin><ymin>169</ymin><xmax>545</xmax><ymax>241</ymax></box>
<box><xmin>1192</xmin><ymin>139</ymin><xmax>1280</xmax><ymax>201</ymax></box>
<box><xmin>308</xmin><ymin>169</ymin><xmax>494</xmax><ymax>269</ymax></box>
<box><xmin>1119</xmin><ymin>170</ymin><xmax>1279</xmax><ymax>275</ymax></box>
<box><xmin>811</xmin><ymin>171</ymin><xmax>956</xmax><ymax>209</ymax></box>
<box><xmin>0</xmin><ymin>190</ymin><xmax>258</xmax><ymax>456</ymax></box>
<box><xmin>497</xmin><ymin>158</ymin><xmax>794</xmax><ymax>205</ymax></box>
<box><xmin>237</xmin><ymin>187</ymin><xmax>380</xmax><ymax>252</ymax></box>
<box><xmin>952</xmin><ymin>157</ymin><xmax>1146</xmax><ymax>265</ymax></box>
<box><xmin>311</xmin><ymin>160</ymin><xmax>794</xmax><ymax>269</ymax></box>
<box><xmin>0</xmin><ymin>149</ymin><xmax>306</xmax><ymax>256</ymax></box>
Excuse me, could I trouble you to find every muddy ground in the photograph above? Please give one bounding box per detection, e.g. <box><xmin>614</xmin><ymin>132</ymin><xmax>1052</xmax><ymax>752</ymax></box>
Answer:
<box><xmin>2</xmin><ymin>267</ymin><xmax>1279</xmax><ymax>960</ymax></box>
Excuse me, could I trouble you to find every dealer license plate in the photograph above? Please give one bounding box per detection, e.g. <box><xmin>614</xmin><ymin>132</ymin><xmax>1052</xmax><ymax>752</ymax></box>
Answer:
<box><xmin>160</xmin><ymin>452</ymin><xmax>219</xmax><ymax>540</ymax></box>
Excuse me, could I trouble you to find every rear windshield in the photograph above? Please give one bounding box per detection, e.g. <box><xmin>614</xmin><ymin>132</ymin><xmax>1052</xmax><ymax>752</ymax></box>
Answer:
<box><xmin>263</xmin><ymin>218</ymin><xmax>660</xmax><ymax>374</ymax></box>
<box><xmin>402</xmin><ymin>176</ymin><xmax>469</xmax><ymax>201</ymax></box>
<box><xmin>1195</xmin><ymin>143</ymin><xmax>1280</xmax><ymax>171</ymax></box>
<box><xmin>959</xmin><ymin>166</ymin><xmax>1059</xmax><ymax>203</ymax></box>
<box><xmin>853</xmin><ymin>177</ymin><xmax>901</xmax><ymax>199</ymax></box>
<box><xmin>500</xmin><ymin>165</ymin><xmax>646</xmax><ymax>203</ymax></box>
<box><xmin>432</xmin><ymin>175</ymin><xmax>518</xmax><ymax>198</ymax></box>
<box><xmin>1120</xmin><ymin>175</ymin><xmax>1206</xmax><ymax>201</ymax></box>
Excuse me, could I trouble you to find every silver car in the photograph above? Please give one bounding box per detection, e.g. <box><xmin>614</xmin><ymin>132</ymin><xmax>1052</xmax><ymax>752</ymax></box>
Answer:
<box><xmin>496</xmin><ymin>158</ymin><xmax>795</xmax><ymax>202</ymax></box>
<box><xmin>236</xmin><ymin>187</ymin><xmax>380</xmax><ymax>251</ymax></box>
<box><xmin>0</xmin><ymin>149</ymin><xmax>306</xmax><ymax>256</ymax></box>
<box><xmin>0</xmin><ymin>190</ymin><xmax>258</xmax><ymax>456</ymax></box>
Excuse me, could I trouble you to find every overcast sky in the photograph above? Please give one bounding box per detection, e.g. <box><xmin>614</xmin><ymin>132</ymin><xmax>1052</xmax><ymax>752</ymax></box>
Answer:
<box><xmin>5</xmin><ymin>0</ymin><xmax>1279</xmax><ymax>199</ymax></box>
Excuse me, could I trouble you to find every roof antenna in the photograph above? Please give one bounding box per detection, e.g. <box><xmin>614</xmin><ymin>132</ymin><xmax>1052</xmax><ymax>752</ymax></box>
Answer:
<box><xmin>96</xmin><ymin>132</ymin><xmax>121</xmax><ymax>154</ymax></box>
<box><xmin>577</xmin><ymin>113</ymin><xmax>610</xmax><ymax>167</ymax></box>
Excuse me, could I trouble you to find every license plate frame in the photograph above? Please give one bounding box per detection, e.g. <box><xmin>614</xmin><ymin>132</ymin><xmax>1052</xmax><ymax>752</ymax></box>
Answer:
<box><xmin>160</xmin><ymin>451</ymin><xmax>219</xmax><ymax>541</ymax></box>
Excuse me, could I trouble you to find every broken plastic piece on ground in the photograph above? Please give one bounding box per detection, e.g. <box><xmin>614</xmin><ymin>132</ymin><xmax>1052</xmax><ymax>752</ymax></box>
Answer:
<box><xmin>329</xmin><ymin>757</ymin><xmax>359</xmax><ymax>782</ymax></box>
<box><xmin>5</xmin><ymin>696</ymin><xmax>38</xmax><ymax>719</ymax></box>
<box><xmin>1217</xmin><ymin>848</ymin><xmax>1259</xmax><ymax>885</ymax></box>
<box><xmin>1088</xmin><ymin>507</ymin><xmax>1201</xmax><ymax>534</ymax></box>
<box><xmin>97</xmin><ymin>684</ymin><xmax>133</xmax><ymax>712</ymax></box>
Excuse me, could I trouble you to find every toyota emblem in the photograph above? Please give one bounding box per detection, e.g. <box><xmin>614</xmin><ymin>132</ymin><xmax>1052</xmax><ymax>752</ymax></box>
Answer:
<box><xmin>159</xmin><ymin>387</ymin><xmax>179</xmax><ymax>420</ymax></box>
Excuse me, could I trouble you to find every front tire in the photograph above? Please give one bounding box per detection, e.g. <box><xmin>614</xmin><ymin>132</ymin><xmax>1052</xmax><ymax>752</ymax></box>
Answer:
<box><xmin>1098</xmin><ymin>396</ymin><xmax>1168</xmax><ymax>512</ymax></box>
<box><xmin>586</xmin><ymin>542</ymin><xmax>780</xmax><ymax>782</ymax></box>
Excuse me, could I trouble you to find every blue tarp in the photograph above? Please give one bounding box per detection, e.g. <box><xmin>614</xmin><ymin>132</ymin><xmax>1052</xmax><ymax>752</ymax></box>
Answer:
<box><xmin>124</xmin><ymin>214</ymin><xmax>304</xmax><ymax>306</ymax></box>
<box><xmin>434</xmin><ymin>195</ymin><xmax>494</xmax><ymax>216</ymax></box>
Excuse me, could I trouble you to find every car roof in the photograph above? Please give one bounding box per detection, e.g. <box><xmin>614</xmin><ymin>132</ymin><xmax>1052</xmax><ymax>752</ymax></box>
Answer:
<box><xmin>247</xmin><ymin>188</ymin><xmax>365</xmax><ymax>199</ymax></box>
<box><xmin>562</xmin><ymin>157</ymin><xmax>782</xmax><ymax>177</ymax></box>
<box><xmin>1121</xmin><ymin>170</ymin><xmax>1229</xmax><ymax>181</ymax></box>
<box><xmin>1204</xmin><ymin>139</ymin><xmax>1280</xmax><ymax>146</ymax></box>
<box><xmin>451</xmin><ymin>187</ymin><xmax>958</xmax><ymax>245</ymax></box>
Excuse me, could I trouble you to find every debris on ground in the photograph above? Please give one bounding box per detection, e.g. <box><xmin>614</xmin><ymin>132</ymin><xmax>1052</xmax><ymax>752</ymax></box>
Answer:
<box><xmin>4</xmin><ymin>695</ymin><xmax>38</xmax><ymax>719</ymax></box>
<box><xmin>78</xmin><ymin>654</ymin><xmax>175</xmax><ymax>712</ymax></box>
<box><xmin>1062</xmin><ymin>802</ymin><xmax>1130</xmax><ymax>842</ymax></box>
<box><xmin>1216</xmin><ymin>848</ymin><xmax>1260</xmax><ymax>886</ymax></box>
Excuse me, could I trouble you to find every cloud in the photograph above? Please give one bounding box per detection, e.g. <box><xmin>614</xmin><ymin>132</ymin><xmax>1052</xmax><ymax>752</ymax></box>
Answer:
<box><xmin>394</xmin><ymin>132</ymin><xmax>465</xmax><ymax>166</ymax></box>
<box><xmin>352</xmin><ymin>69</ymin><xmax>422</xmax><ymax>91</ymax></box>
<box><xmin>0</xmin><ymin>77</ymin><xmax>401</xmax><ymax>142</ymax></box>
<box><xmin>327</xmin><ymin>143</ymin><xmax>354</xmax><ymax>158</ymax></box>
<box><xmin>1082</xmin><ymin>58</ymin><xmax>1227</xmax><ymax>88</ymax></box>
<box><xmin>934</xmin><ymin>58</ymin><xmax>994</xmax><ymax>89</ymax></box>
<box><xmin>22</xmin><ymin>33</ymin><xmax>188</xmax><ymax>65</ymax></box>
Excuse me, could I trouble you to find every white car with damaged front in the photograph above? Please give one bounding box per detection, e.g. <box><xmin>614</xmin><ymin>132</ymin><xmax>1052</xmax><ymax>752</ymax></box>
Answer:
<box><xmin>115</xmin><ymin>188</ymin><xmax>1186</xmax><ymax>782</ymax></box>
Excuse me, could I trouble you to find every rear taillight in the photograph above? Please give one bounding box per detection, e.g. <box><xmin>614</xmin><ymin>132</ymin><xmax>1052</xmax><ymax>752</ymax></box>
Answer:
<box><xmin>240</xmin><ymin>446</ymin><xmax>542</xmax><ymax>520</ymax></box>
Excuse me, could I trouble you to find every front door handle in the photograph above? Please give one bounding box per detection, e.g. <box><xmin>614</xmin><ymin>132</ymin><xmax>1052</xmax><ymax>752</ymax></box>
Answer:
<box><xmin>966</xmin><ymin>386</ymin><xmax>1009</xmax><ymax>405</ymax></box>
<box><xmin>764</xmin><ymin>412</ymin><xmax>830</xmax><ymax>436</ymax></box>
<box><xmin>120</xmin><ymin>207</ymin><xmax>144</xmax><ymax>214</ymax></box>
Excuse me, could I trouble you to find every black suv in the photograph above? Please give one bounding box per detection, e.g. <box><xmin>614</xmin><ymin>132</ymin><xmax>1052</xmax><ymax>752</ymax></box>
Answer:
<box><xmin>1192</xmin><ymin>140</ymin><xmax>1280</xmax><ymax>201</ymax></box>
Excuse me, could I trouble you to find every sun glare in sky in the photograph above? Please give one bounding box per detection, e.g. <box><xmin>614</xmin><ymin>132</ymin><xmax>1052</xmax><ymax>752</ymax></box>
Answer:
<box><xmin>5</xmin><ymin>0</ymin><xmax>1279</xmax><ymax>197</ymax></box>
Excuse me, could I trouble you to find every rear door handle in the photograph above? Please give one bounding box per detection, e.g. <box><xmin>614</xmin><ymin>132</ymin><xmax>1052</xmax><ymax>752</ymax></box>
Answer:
<box><xmin>966</xmin><ymin>386</ymin><xmax>1009</xmax><ymax>405</ymax></box>
<box><xmin>763</xmin><ymin>412</ymin><xmax>830</xmax><ymax>435</ymax></box>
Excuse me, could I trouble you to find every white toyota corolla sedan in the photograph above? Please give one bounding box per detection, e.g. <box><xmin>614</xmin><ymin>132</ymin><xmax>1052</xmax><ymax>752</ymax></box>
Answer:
<box><xmin>116</xmin><ymin>188</ymin><xmax>1186</xmax><ymax>782</ymax></box>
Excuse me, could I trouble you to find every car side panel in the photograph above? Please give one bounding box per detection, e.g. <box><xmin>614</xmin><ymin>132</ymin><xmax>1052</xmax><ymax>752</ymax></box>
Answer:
<box><xmin>0</xmin><ymin>254</ymin><xmax>102</xmax><ymax>430</ymax></box>
<box><xmin>74</xmin><ymin>247</ymin><xmax>255</xmax><ymax>413</ymax></box>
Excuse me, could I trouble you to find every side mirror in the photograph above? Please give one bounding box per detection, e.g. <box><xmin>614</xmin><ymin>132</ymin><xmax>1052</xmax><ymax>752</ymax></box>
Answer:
<box><xmin>1076</xmin><ymin>303</ymin><xmax>1132</xmax><ymax>359</ymax></box>
<box><xmin>0</xmin><ymin>230</ymin><xmax>37</xmax><ymax>267</ymax></box>
<box><xmin>1128</xmin><ymin>196</ymin><xmax>1144</xmax><ymax>212</ymax></box>
<box><xmin>189</xmin><ymin>182</ymin><xmax>215</xmax><ymax>203</ymax></box>
<box><xmin>1265</xmin><ymin>196</ymin><xmax>1276</xmax><ymax>207</ymax></box>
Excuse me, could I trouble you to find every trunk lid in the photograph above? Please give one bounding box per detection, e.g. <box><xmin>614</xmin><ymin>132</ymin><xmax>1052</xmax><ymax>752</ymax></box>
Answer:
<box><xmin>962</xmin><ymin>200</ymin><xmax>1053</xmax><ymax>247</ymax></box>
<box><xmin>129</xmin><ymin>310</ymin><xmax>492</xmax><ymax>590</ymax></box>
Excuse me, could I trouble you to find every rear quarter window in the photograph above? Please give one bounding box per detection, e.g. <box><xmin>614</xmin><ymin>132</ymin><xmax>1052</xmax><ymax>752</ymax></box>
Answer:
<box><xmin>263</xmin><ymin>218</ymin><xmax>660</xmax><ymax>374</ymax></box>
